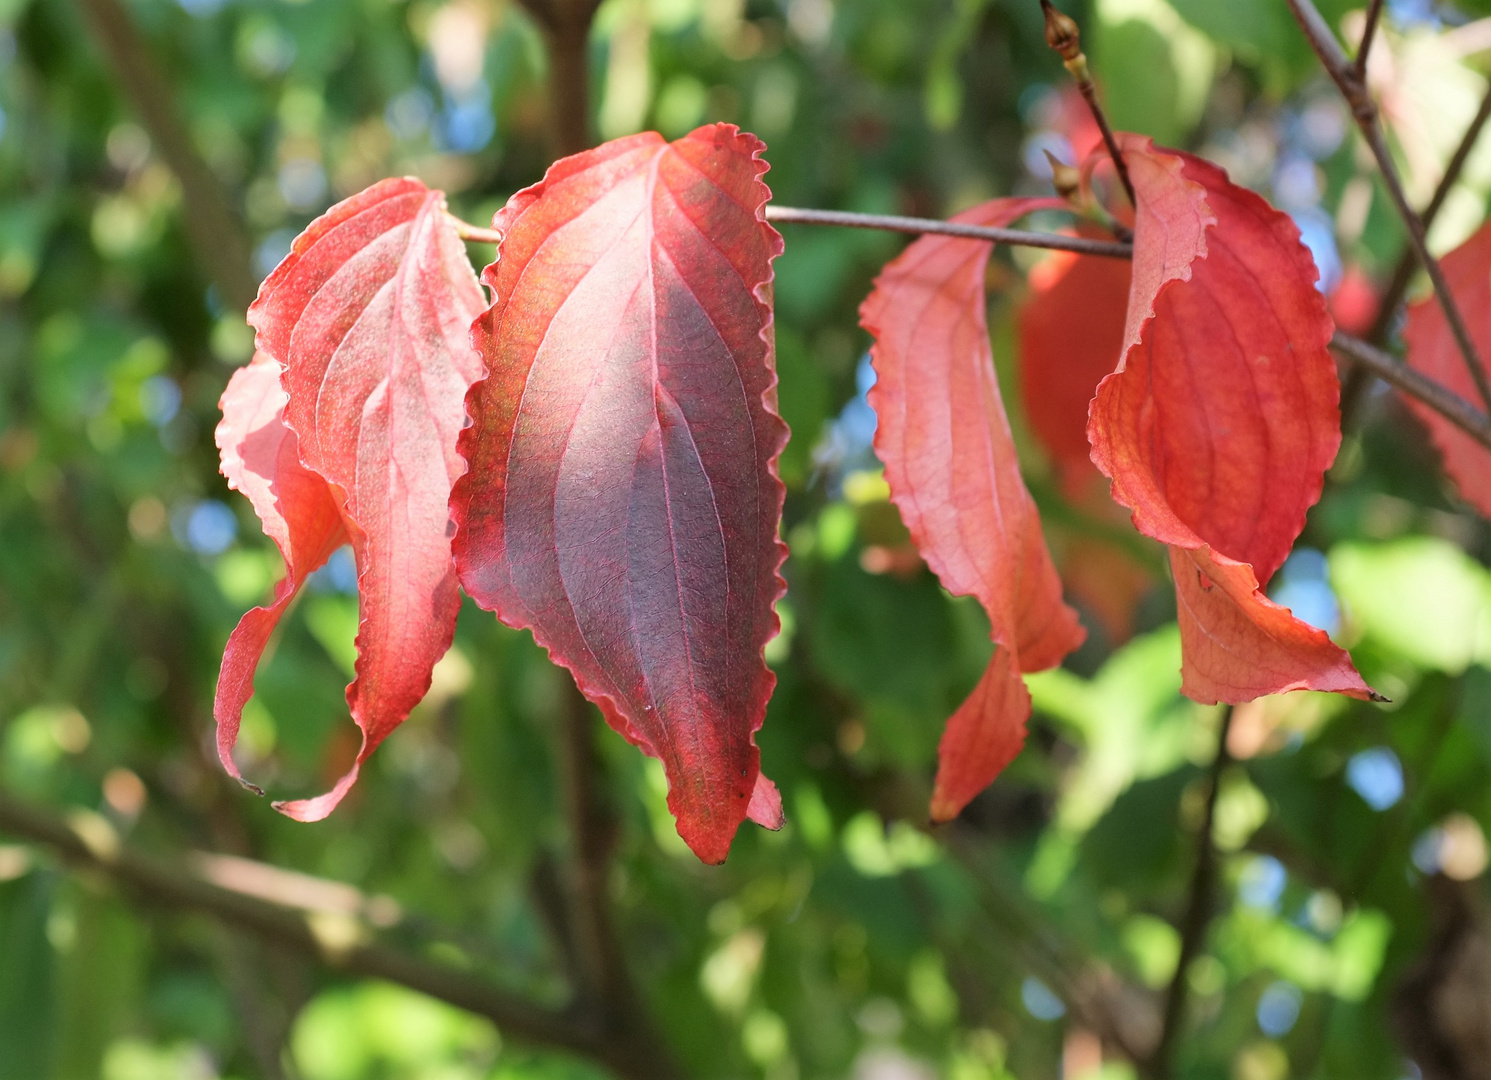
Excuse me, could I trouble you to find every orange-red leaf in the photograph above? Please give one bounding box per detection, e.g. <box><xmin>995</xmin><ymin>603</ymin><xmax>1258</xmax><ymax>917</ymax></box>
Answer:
<box><xmin>1402</xmin><ymin>222</ymin><xmax>1491</xmax><ymax>520</ymax></box>
<box><xmin>450</xmin><ymin>126</ymin><xmax>787</xmax><ymax>864</ymax></box>
<box><xmin>860</xmin><ymin>197</ymin><xmax>1086</xmax><ymax>822</ymax></box>
<box><xmin>214</xmin><ymin>352</ymin><xmax>347</xmax><ymax>791</ymax></box>
<box><xmin>1019</xmin><ymin>239</ymin><xmax>1131</xmax><ymax>496</ymax></box>
<box><xmin>1088</xmin><ymin>136</ymin><xmax>1375</xmax><ymax>703</ymax></box>
<box><xmin>239</xmin><ymin>177</ymin><xmax>485</xmax><ymax>819</ymax></box>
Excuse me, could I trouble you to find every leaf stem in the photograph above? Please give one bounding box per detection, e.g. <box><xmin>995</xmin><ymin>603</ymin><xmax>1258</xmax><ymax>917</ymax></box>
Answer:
<box><xmin>1146</xmin><ymin>706</ymin><xmax>1236</xmax><ymax>1080</ymax></box>
<box><xmin>446</xmin><ymin>213</ymin><xmax>505</xmax><ymax>245</ymax></box>
<box><xmin>1286</xmin><ymin>0</ymin><xmax>1491</xmax><ymax>413</ymax></box>
<box><xmin>764</xmin><ymin>205</ymin><xmax>1133</xmax><ymax>258</ymax></box>
<box><xmin>1331</xmin><ymin>332</ymin><xmax>1491</xmax><ymax>451</ymax></box>
<box><xmin>1039</xmin><ymin>0</ymin><xmax>1136</xmax><ymax>206</ymax></box>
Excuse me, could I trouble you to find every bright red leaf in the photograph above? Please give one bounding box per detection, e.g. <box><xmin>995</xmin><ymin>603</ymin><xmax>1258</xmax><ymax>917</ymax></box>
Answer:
<box><xmin>1019</xmin><ymin>237</ymin><xmax>1131</xmax><ymax>496</ymax></box>
<box><xmin>214</xmin><ymin>351</ymin><xmax>347</xmax><ymax>792</ymax></box>
<box><xmin>1402</xmin><ymin>222</ymin><xmax>1491</xmax><ymax>520</ymax></box>
<box><xmin>239</xmin><ymin>177</ymin><xmax>485</xmax><ymax>820</ymax></box>
<box><xmin>450</xmin><ymin>125</ymin><xmax>787</xmax><ymax>864</ymax></box>
<box><xmin>1088</xmin><ymin>135</ymin><xmax>1376</xmax><ymax>704</ymax></box>
<box><xmin>860</xmin><ymin>197</ymin><xmax>1086</xmax><ymax>822</ymax></box>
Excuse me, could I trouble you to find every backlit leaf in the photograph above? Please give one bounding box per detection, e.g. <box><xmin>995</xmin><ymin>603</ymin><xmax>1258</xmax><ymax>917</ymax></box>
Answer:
<box><xmin>450</xmin><ymin>126</ymin><xmax>787</xmax><ymax>864</ymax></box>
<box><xmin>241</xmin><ymin>177</ymin><xmax>485</xmax><ymax>819</ymax></box>
<box><xmin>860</xmin><ymin>197</ymin><xmax>1086</xmax><ymax>822</ymax></box>
<box><xmin>214</xmin><ymin>351</ymin><xmax>346</xmax><ymax>793</ymax></box>
<box><xmin>1087</xmin><ymin>136</ymin><xmax>1376</xmax><ymax>704</ymax></box>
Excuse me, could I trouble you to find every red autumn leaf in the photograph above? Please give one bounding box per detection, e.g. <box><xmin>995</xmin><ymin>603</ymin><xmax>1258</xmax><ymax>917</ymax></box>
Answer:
<box><xmin>1087</xmin><ymin>135</ymin><xmax>1376</xmax><ymax>704</ymax></box>
<box><xmin>860</xmin><ymin>197</ymin><xmax>1086</xmax><ymax>822</ymax></box>
<box><xmin>239</xmin><ymin>177</ymin><xmax>485</xmax><ymax>820</ymax></box>
<box><xmin>1402</xmin><ymin>222</ymin><xmax>1491</xmax><ymax>520</ymax></box>
<box><xmin>1019</xmin><ymin>237</ymin><xmax>1132</xmax><ymax>496</ymax></box>
<box><xmin>214</xmin><ymin>351</ymin><xmax>347</xmax><ymax>791</ymax></box>
<box><xmin>1329</xmin><ymin>265</ymin><xmax>1379</xmax><ymax>339</ymax></box>
<box><xmin>450</xmin><ymin>125</ymin><xmax>787</xmax><ymax>865</ymax></box>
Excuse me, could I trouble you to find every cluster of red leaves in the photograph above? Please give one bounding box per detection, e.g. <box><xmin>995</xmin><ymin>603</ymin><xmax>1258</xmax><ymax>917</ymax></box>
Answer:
<box><xmin>217</xmin><ymin>123</ymin><xmax>1394</xmax><ymax>862</ymax></box>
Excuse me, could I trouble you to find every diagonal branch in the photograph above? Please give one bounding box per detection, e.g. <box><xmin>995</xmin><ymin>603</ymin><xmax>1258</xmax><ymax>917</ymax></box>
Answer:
<box><xmin>1366</xmin><ymin>81</ymin><xmax>1491</xmax><ymax>348</ymax></box>
<box><xmin>1286</xmin><ymin>0</ymin><xmax>1491</xmax><ymax>413</ymax></box>
<box><xmin>1331</xmin><ymin>332</ymin><xmax>1491</xmax><ymax>450</ymax></box>
<box><xmin>74</xmin><ymin>0</ymin><xmax>259</xmax><ymax>313</ymax></box>
<box><xmin>1145</xmin><ymin>706</ymin><xmax>1236</xmax><ymax>1080</ymax></box>
<box><xmin>0</xmin><ymin>790</ymin><xmax>608</xmax><ymax>1063</ymax></box>
<box><xmin>1354</xmin><ymin>0</ymin><xmax>1386</xmax><ymax>79</ymax></box>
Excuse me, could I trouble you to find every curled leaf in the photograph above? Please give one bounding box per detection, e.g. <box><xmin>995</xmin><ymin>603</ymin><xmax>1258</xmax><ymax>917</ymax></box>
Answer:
<box><xmin>861</xmin><ymin>197</ymin><xmax>1086</xmax><ymax>822</ymax></box>
<box><xmin>239</xmin><ymin>177</ymin><xmax>486</xmax><ymax>819</ymax></box>
<box><xmin>451</xmin><ymin>125</ymin><xmax>787</xmax><ymax>865</ymax></box>
<box><xmin>1403</xmin><ymin>222</ymin><xmax>1491</xmax><ymax>520</ymax></box>
<box><xmin>1088</xmin><ymin>136</ymin><xmax>1376</xmax><ymax>704</ymax></box>
<box><xmin>214</xmin><ymin>352</ymin><xmax>347</xmax><ymax>791</ymax></box>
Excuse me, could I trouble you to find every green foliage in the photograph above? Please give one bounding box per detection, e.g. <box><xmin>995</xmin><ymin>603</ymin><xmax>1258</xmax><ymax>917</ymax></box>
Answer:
<box><xmin>3</xmin><ymin>0</ymin><xmax>1491</xmax><ymax>1077</ymax></box>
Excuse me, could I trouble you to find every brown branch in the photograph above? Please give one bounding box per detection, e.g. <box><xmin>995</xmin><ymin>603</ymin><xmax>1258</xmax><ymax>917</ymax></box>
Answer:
<box><xmin>514</xmin><ymin>0</ymin><xmax>603</xmax><ymax>157</ymax></box>
<box><xmin>0</xmin><ymin>791</ymin><xmax>616</xmax><ymax>1066</ymax></box>
<box><xmin>1355</xmin><ymin>0</ymin><xmax>1386</xmax><ymax>79</ymax></box>
<box><xmin>550</xmin><ymin>686</ymin><xmax>685</xmax><ymax>1080</ymax></box>
<box><xmin>1367</xmin><ymin>82</ymin><xmax>1491</xmax><ymax>348</ymax></box>
<box><xmin>1331</xmin><ymin>331</ymin><xmax>1491</xmax><ymax>451</ymax></box>
<box><xmin>74</xmin><ymin>0</ymin><xmax>259</xmax><ymax>313</ymax></box>
<box><xmin>765</xmin><ymin>206</ymin><xmax>1133</xmax><ymax>258</ymax></box>
<box><xmin>1287</xmin><ymin>0</ymin><xmax>1491</xmax><ymax>413</ymax></box>
<box><xmin>1039</xmin><ymin>0</ymin><xmax>1135</xmax><ymax>206</ymax></box>
<box><xmin>1145</xmin><ymin>706</ymin><xmax>1236</xmax><ymax>1080</ymax></box>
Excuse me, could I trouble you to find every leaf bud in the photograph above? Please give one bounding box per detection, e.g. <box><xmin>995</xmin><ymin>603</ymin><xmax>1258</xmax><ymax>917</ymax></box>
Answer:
<box><xmin>1043</xmin><ymin>151</ymin><xmax>1081</xmax><ymax>202</ymax></box>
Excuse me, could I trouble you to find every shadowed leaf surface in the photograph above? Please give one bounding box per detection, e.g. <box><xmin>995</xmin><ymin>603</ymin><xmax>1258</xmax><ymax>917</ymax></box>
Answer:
<box><xmin>450</xmin><ymin>125</ymin><xmax>787</xmax><ymax>864</ymax></box>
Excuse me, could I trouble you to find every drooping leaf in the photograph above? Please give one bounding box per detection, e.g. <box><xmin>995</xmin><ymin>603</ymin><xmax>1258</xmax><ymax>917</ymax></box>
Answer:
<box><xmin>242</xmin><ymin>177</ymin><xmax>485</xmax><ymax>819</ymax></box>
<box><xmin>1402</xmin><ymin>221</ymin><xmax>1491</xmax><ymax>520</ymax></box>
<box><xmin>1087</xmin><ymin>136</ymin><xmax>1376</xmax><ymax>704</ymax></box>
<box><xmin>1019</xmin><ymin>238</ymin><xmax>1131</xmax><ymax>495</ymax></box>
<box><xmin>860</xmin><ymin>197</ymin><xmax>1086</xmax><ymax>822</ymax></box>
<box><xmin>214</xmin><ymin>351</ymin><xmax>346</xmax><ymax>792</ymax></box>
<box><xmin>450</xmin><ymin>125</ymin><xmax>787</xmax><ymax>864</ymax></box>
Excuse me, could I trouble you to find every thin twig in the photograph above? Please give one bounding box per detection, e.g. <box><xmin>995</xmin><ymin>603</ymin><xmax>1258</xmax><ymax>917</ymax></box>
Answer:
<box><xmin>1355</xmin><ymin>0</ymin><xmax>1386</xmax><ymax>79</ymax></box>
<box><xmin>764</xmin><ymin>206</ymin><xmax>1133</xmax><ymax>258</ymax></box>
<box><xmin>1039</xmin><ymin>0</ymin><xmax>1136</xmax><ymax>206</ymax></box>
<box><xmin>1287</xmin><ymin>0</ymin><xmax>1491</xmax><ymax>413</ymax></box>
<box><xmin>1331</xmin><ymin>332</ymin><xmax>1491</xmax><ymax>450</ymax></box>
<box><xmin>447</xmin><ymin>213</ymin><xmax>504</xmax><ymax>245</ymax></box>
<box><xmin>1366</xmin><ymin>81</ymin><xmax>1491</xmax><ymax>348</ymax></box>
<box><xmin>74</xmin><ymin>0</ymin><xmax>259</xmax><ymax>313</ymax></box>
<box><xmin>1341</xmin><ymin>81</ymin><xmax>1491</xmax><ymax>430</ymax></box>
<box><xmin>1147</xmin><ymin>706</ymin><xmax>1236</xmax><ymax>1080</ymax></box>
<box><xmin>769</xmin><ymin>207</ymin><xmax>1489</xmax><ymax>444</ymax></box>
